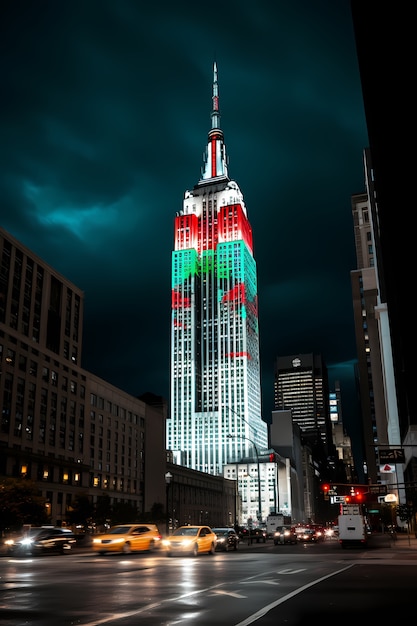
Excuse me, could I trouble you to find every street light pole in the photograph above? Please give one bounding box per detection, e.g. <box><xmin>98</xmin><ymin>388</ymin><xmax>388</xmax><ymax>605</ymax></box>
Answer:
<box><xmin>227</xmin><ymin>433</ymin><xmax>262</xmax><ymax>523</ymax></box>
<box><xmin>165</xmin><ymin>471</ymin><xmax>172</xmax><ymax>536</ymax></box>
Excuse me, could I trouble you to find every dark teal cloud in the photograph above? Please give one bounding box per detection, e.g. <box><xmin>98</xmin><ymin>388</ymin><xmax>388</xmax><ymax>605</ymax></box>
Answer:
<box><xmin>0</xmin><ymin>0</ymin><xmax>367</xmax><ymax>456</ymax></box>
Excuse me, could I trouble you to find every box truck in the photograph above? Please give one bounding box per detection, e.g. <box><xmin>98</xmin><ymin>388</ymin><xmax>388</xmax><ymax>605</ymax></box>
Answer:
<box><xmin>266</xmin><ymin>513</ymin><xmax>291</xmax><ymax>538</ymax></box>
<box><xmin>338</xmin><ymin>513</ymin><xmax>370</xmax><ymax>548</ymax></box>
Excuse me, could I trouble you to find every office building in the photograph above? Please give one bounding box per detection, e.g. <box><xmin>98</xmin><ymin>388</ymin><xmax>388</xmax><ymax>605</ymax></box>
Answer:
<box><xmin>167</xmin><ymin>63</ymin><xmax>268</xmax><ymax>475</ymax></box>
<box><xmin>351</xmin><ymin>150</ymin><xmax>403</xmax><ymax>494</ymax></box>
<box><xmin>350</xmin><ymin>4</ymin><xmax>416</xmax><ymax>497</ymax></box>
<box><xmin>273</xmin><ymin>353</ymin><xmax>333</xmax><ymax>457</ymax></box>
<box><xmin>0</xmin><ymin>226</ymin><xmax>167</xmax><ymax>525</ymax></box>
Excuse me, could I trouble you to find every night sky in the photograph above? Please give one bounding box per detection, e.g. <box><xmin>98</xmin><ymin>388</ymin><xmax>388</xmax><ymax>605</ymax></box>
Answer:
<box><xmin>1</xmin><ymin>1</ymin><xmax>369</xmax><ymax>467</ymax></box>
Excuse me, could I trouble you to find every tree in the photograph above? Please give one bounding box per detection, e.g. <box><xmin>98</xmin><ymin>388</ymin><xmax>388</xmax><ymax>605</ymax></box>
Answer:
<box><xmin>66</xmin><ymin>493</ymin><xmax>94</xmax><ymax>529</ymax></box>
<box><xmin>111</xmin><ymin>500</ymin><xmax>138</xmax><ymax>525</ymax></box>
<box><xmin>0</xmin><ymin>477</ymin><xmax>48</xmax><ymax>532</ymax></box>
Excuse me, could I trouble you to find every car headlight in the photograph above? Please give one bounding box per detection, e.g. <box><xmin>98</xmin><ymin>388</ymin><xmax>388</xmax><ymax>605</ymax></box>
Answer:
<box><xmin>21</xmin><ymin>538</ymin><xmax>34</xmax><ymax>547</ymax></box>
<box><xmin>4</xmin><ymin>539</ymin><xmax>15</xmax><ymax>546</ymax></box>
<box><xmin>181</xmin><ymin>539</ymin><xmax>193</xmax><ymax>547</ymax></box>
<box><xmin>217</xmin><ymin>537</ymin><xmax>226</xmax><ymax>543</ymax></box>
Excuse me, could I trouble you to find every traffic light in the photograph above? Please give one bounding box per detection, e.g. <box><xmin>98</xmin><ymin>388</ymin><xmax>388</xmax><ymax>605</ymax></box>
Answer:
<box><xmin>354</xmin><ymin>490</ymin><xmax>364</xmax><ymax>502</ymax></box>
<box><xmin>321</xmin><ymin>483</ymin><xmax>330</xmax><ymax>493</ymax></box>
<box><xmin>346</xmin><ymin>488</ymin><xmax>367</xmax><ymax>503</ymax></box>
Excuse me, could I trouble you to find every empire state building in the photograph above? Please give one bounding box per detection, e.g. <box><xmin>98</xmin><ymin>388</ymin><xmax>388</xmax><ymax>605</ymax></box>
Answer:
<box><xmin>167</xmin><ymin>63</ymin><xmax>268</xmax><ymax>475</ymax></box>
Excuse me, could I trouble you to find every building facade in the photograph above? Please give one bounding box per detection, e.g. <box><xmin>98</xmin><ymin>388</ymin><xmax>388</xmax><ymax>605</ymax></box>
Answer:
<box><xmin>165</xmin><ymin>459</ymin><xmax>237</xmax><ymax>531</ymax></box>
<box><xmin>168</xmin><ymin>63</ymin><xmax>268</xmax><ymax>476</ymax></box>
<box><xmin>0</xmin><ymin>226</ymin><xmax>167</xmax><ymax>526</ymax></box>
<box><xmin>329</xmin><ymin>382</ymin><xmax>355</xmax><ymax>484</ymax></box>
<box><xmin>351</xmin><ymin>149</ymin><xmax>404</xmax><ymax>495</ymax></box>
<box><xmin>273</xmin><ymin>353</ymin><xmax>333</xmax><ymax>458</ymax></box>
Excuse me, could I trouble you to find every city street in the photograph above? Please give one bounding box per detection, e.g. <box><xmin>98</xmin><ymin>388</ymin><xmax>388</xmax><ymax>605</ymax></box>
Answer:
<box><xmin>1</xmin><ymin>533</ymin><xmax>416</xmax><ymax>625</ymax></box>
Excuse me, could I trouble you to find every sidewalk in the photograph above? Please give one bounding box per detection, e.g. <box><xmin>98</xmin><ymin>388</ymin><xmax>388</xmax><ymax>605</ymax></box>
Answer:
<box><xmin>376</xmin><ymin>531</ymin><xmax>417</xmax><ymax>551</ymax></box>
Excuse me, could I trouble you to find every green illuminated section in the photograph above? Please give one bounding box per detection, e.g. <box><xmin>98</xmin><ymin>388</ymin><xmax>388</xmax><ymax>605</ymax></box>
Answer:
<box><xmin>172</xmin><ymin>249</ymin><xmax>199</xmax><ymax>286</ymax></box>
<box><xmin>201</xmin><ymin>249</ymin><xmax>215</xmax><ymax>274</ymax></box>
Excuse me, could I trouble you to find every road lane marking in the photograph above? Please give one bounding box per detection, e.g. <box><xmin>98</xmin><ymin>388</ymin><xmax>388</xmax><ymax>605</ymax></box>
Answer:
<box><xmin>234</xmin><ymin>563</ymin><xmax>355</xmax><ymax>626</ymax></box>
<box><xmin>212</xmin><ymin>589</ymin><xmax>247</xmax><ymax>598</ymax></box>
<box><xmin>277</xmin><ymin>568</ymin><xmax>306</xmax><ymax>574</ymax></box>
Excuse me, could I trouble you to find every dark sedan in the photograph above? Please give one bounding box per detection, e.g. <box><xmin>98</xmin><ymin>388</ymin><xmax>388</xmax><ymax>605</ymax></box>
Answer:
<box><xmin>5</xmin><ymin>526</ymin><xmax>76</xmax><ymax>556</ymax></box>
<box><xmin>273</xmin><ymin>525</ymin><xmax>297</xmax><ymax>545</ymax></box>
<box><xmin>212</xmin><ymin>528</ymin><xmax>239</xmax><ymax>551</ymax></box>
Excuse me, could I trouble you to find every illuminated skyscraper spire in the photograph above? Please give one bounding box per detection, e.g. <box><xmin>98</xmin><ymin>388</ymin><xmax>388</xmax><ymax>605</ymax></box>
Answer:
<box><xmin>200</xmin><ymin>62</ymin><xmax>228</xmax><ymax>181</ymax></box>
<box><xmin>168</xmin><ymin>62</ymin><xmax>267</xmax><ymax>480</ymax></box>
<box><xmin>211</xmin><ymin>61</ymin><xmax>221</xmax><ymax>130</ymax></box>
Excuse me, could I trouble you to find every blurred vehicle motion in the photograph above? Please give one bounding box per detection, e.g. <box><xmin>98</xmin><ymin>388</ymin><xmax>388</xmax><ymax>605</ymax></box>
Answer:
<box><xmin>212</xmin><ymin>527</ymin><xmax>239</xmax><ymax>551</ymax></box>
<box><xmin>5</xmin><ymin>526</ymin><xmax>76</xmax><ymax>556</ymax></box>
<box><xmin>162</xmin><ymin>525</ymin><xmax>217</xmax><ymax>557</ymax></box>
<box><xmin>273</xmin><ymin>526</ymin><xmax>297</xmax><ymax>545</ymax></box>
<box><xmin>91</xmin><ymin>523</ymin><xmax>162</xmax><ymax>554</ymax></box>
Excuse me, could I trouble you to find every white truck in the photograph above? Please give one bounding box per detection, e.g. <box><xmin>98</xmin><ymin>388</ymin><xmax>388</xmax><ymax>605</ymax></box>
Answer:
<box><xmin>338</xmin><ymin>513</ymin><xmax>370</xmax><ymax>548</ymax></box>
<box><xmin>265</xmin><ymin>514</ymin><xmax>291</xmax><ymax>538</ymax></box>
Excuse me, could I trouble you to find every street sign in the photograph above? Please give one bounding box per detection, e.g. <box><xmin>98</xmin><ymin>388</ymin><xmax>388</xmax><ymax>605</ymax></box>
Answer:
<box><xmin>331</xmin><ymin>495</ymin><xmax>346</xmax><ymax>504</ymax></box>
<box><xmin>368</xmin><ymin>484</ymin><xmax>388</xmax><ymax>495</ymax></box>
<box><xmin>342</xmin><ymin>504</ymin><xmax>360</xmax><ymax>515</ymax></box>
<box><xmin>379</xmin><ymin>449</ymin><xmax>405</xmax><ymax>463</ymax></box>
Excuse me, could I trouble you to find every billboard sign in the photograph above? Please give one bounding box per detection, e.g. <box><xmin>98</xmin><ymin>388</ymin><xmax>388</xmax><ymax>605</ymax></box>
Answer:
<box><xmin>379</xmin><ymin>449</ymin><xmax>405</xmax><ymax>463</ymax></box>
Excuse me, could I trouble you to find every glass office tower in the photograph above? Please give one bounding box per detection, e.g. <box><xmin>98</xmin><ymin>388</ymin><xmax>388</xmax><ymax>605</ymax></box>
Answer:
<box><xmin>167</xmin><ymin>63</ymin><xmax>268</xmax><ymax>475</ymax></box>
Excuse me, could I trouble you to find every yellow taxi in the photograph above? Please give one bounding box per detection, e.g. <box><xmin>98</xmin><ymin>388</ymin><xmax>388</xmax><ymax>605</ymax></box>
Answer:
<box><xmin>92</xmin><ymin>523</ymin><xmax>162</xmax><ymax>555</ymax></box>
<box><xmin>162</xmin><ymin>525</ymin><xmax>217</xmax><ymax>557</ymax></box>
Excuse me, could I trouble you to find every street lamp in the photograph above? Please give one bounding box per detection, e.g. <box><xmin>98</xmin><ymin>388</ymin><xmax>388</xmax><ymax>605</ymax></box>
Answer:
<box><xmin>384</xmin><ymin>493</ymin><xmax>398</xmax><ymax>535</ymax></box>
<box><xmin>227</xmin><ymin>433</ymin><xmax>262</xmax><ymax>523</ymax></box>
<box><xmin>165</xmin><ymin>471</ymin><xmax>173</xmax><ymax>536</ymax></box>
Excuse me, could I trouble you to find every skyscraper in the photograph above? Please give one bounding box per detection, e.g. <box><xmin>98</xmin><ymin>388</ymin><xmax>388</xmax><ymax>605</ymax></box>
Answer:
<box><xmin>273</xmin><ymin>353</ymin><xmax>333</xmax><ymax>458</ymax></box>
<box><xmin>167</xmin><ymin>63</ymin><xmax>268</xmax><ymax>476</ymax></box>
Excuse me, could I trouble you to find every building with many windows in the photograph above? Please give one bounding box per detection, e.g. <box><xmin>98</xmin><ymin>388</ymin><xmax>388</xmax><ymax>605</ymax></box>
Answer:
<box><xmin>351</xmin><ymin>149</ymin><xmax>403</xmax><ymax>494</ymax></box>
<box><xmin>168</xmin><ymin>63</ymin><xmax>268</xmax><ymax>476</ymax></box>
<box><xmin>0</xmin><ymin>226</ymin><xmax>167</xmax><ymax>525</ymax></box>
<box><xmin>273</xmin><ymin>353</ymin><xmax>333</xmax><ymax>457</ymax></box>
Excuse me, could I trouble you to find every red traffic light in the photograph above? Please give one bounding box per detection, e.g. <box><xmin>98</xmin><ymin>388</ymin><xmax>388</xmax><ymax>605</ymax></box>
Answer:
<box><xmin>348</xmin><ymin>489</ymin><xmax>365</xmax><ymax>503</ymax></box>
<box><xmin>321</xmin><ymin>483</ymin><xmax>330</xmax><ymax>493</ymax></box>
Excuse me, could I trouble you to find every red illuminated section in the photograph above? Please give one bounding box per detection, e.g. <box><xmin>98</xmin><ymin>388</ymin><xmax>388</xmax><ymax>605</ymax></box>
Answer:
<box><xmin>175</xmin><ymin>204</ymin><xmax>254</xmax><ymax>255</ymax></box>
<box><xmin>174</xmin><ymin>214</ymin><xmax>198</xmax><ymax>251</ymax></box>
<box><xmin>172</xmin><ymin>291</ymin><xmax>191</xmax><ymax>309</ymax></box>
<box><xmin>222</xmin><ymin>283</ymin><xmax>246</xmax><ymax>305</ymax></box>
<box><xmin>219</xmin><ymin>204</ymin><xmax>253</xmax><ymax>252</ymax></box>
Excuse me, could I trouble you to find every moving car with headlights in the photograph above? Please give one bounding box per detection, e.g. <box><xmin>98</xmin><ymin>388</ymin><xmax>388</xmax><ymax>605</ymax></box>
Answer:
<box><xmin>273</xmin><ymin>525</ymin><xmax>297</xmax><ymax>545</ymax></box>
<box><xmin>250</xmin><ymin>527</ymin><xmax>267</xmax><ymax>543</ymax></box>
<box><xmin>163</xmin><ymin>525</ymin><xmax>217</xmax><ymax>557</ymax></box>
<box><xmin>5</xmin><ymin>526</ymin><xmax>76</xmax><ymax>556</ymax></box>
<box><xmin>92</xmin><ymin>523</ymin><xmax>162</xmax><ymax>555</ymax></box>
<box><xmin>211</xmin><ymin>527</ymin><xmax>239</xmax><ymax>551</ymax></box>
<box><xmin>296</xmin><ymin>528</ymin><xmax>318</xmax><ymax>543</ymax></box>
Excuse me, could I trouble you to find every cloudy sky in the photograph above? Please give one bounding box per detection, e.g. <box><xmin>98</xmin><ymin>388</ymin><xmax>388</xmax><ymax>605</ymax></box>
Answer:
<box><xmin>1</xmin><ymin>0</ymin><xmax>369</xmax><ymax>463</ymax></box>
